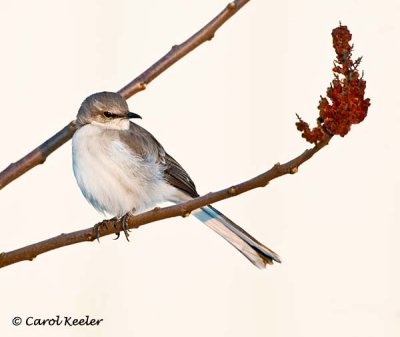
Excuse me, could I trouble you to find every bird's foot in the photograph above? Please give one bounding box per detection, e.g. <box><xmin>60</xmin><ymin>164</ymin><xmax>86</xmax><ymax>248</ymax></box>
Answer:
<box><xmin>114</xmin><ymin>214</ymin><xmax>131</xmax><ymax>241</ymax></box>
<box><xmin>94</xmin><ymin>218</ymin><xmax>117</xmax><ymax>242</ymax></box>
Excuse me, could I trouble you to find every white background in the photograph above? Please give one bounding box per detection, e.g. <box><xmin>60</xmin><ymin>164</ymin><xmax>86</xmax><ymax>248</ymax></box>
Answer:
<box><xmin>1</xmin><ymin>1</ymin><xmax>399</xmax><ymax>336</ymax></box>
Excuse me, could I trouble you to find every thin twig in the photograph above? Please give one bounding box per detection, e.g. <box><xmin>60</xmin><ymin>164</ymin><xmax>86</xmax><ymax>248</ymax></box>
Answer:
<box><xmin>0</xmin><ymin>0</ymin><xmax>250</xmax><ymax>190</ymax></box>
<box><xmin>0</xmin><ymin>134</ymin><xmax>332</xmax><ymax>269</ymax></box>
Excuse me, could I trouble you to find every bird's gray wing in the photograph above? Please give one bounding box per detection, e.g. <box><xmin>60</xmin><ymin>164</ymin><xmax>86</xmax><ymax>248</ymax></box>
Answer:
<box><xmin>163</xmin><ymin>152</ymin><xmax>199</xmax><ymax>198</ymax></box>
<box><xmin>120</xmin><ymin>122</ymin><xmax>199</xmax><ymax>198</ymax></box>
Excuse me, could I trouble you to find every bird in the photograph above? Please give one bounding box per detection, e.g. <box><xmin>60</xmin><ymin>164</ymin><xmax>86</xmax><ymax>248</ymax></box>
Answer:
<box><xmin>72</xmin><ymin>91</ymin><xmax>281</xmax><ymax>268</ymax></box>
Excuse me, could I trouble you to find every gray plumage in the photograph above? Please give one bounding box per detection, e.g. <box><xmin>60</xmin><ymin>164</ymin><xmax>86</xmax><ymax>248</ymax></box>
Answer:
<box><xmin>72</xmin><ymin>91</ymin><xmax>281</xmax><ymax>268</ymax></box>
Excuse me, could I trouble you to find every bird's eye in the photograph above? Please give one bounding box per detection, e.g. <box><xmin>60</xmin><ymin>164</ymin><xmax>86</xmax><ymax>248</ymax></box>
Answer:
<box><xmin>103</xmin><ymin>111</ymin><xmax>114</xmax><ymax>118</ymax></box>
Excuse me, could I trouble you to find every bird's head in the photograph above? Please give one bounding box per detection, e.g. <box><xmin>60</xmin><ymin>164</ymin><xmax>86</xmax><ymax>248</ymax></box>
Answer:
<box><xmin>76</xmin><ymin>91</ymin><xmax>141</xmax><ymax>130</ymax></box>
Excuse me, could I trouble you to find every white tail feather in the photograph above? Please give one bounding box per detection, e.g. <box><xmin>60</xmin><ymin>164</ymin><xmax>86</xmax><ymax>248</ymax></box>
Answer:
<box><xmin>192</xmin><ymin>205</ymin><xmax>281</xmax><ymax>269</ymax></box>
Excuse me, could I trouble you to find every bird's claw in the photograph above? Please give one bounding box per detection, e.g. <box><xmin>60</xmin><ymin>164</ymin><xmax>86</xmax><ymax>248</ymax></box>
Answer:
<box><xmin>113</xmin><ymin>214</ymin><xmax>131</xmax><ymax>241</ymax></box>
<box><xmin>93</xmin><ymin>218</ymin><xmax>115</xmax><ymax>242</ymax></box>
<box><xmin>93</xmin><ymin>222</ymin><xmax>102</xmax><ymax>242</ymax></box>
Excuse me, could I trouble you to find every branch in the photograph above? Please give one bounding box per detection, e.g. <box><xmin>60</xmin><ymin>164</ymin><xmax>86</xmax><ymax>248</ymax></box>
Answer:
<box><xmin>0</xmin><ymin>134</ymin><xmax>331</xmax><ymax>269</ymax></box>
<box><xmin>0</xmin><ymin>0</ymin><xmax>250</xmax><ymax>190</ymax></box>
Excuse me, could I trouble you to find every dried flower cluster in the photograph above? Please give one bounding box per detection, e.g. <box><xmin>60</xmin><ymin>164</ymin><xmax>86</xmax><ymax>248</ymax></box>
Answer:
<box><xmin>296</xmin><ymin>25</ymin><xmax>370</xmax><ymax>143</ymax></box>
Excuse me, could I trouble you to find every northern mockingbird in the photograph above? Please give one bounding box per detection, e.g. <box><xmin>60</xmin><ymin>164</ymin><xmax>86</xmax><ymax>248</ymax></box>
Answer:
<box><xmin>72</xmin><ymin>92</ymin><xmax>280</xmax><ymax>268</ymax></box>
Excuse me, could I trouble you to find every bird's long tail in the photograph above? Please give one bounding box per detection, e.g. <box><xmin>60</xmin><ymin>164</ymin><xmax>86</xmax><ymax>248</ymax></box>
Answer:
<box><xmin>192</xmin><ymin>205</ymin><xmax>281</xmax><ymax>269</ymax></box>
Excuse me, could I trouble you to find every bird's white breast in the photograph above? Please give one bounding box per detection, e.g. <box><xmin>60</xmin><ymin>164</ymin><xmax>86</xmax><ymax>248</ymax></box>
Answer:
<box><xmin>72</xmin><ymin>124</ymin><xmax>178</xmax><ymax>217</ymax></box>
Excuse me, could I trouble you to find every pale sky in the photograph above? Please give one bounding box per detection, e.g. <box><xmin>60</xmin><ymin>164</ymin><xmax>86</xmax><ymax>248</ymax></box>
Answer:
<box><xmin>1</xmin><ymin>1</ymin><xmax>399</xmax><ymax>336</ymax></box>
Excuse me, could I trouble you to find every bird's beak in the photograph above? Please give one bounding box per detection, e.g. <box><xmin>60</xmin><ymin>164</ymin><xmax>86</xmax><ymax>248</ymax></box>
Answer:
<box><xmin>127</xmin><ymin>112</ymin><xmax>142</xmax><ymax>119</ymax></box>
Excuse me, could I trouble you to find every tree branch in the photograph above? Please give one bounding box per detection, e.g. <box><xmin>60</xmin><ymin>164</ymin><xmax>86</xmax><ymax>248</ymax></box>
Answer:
<box><xmin>0</xmin><ymin>0</ymin><xmax>250</xmax><ymax>190</ymax></box>
<box><xmin>0</xmin><ymin>134</ymin><xmax>332</xmax><ymax>269</ymax></box>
